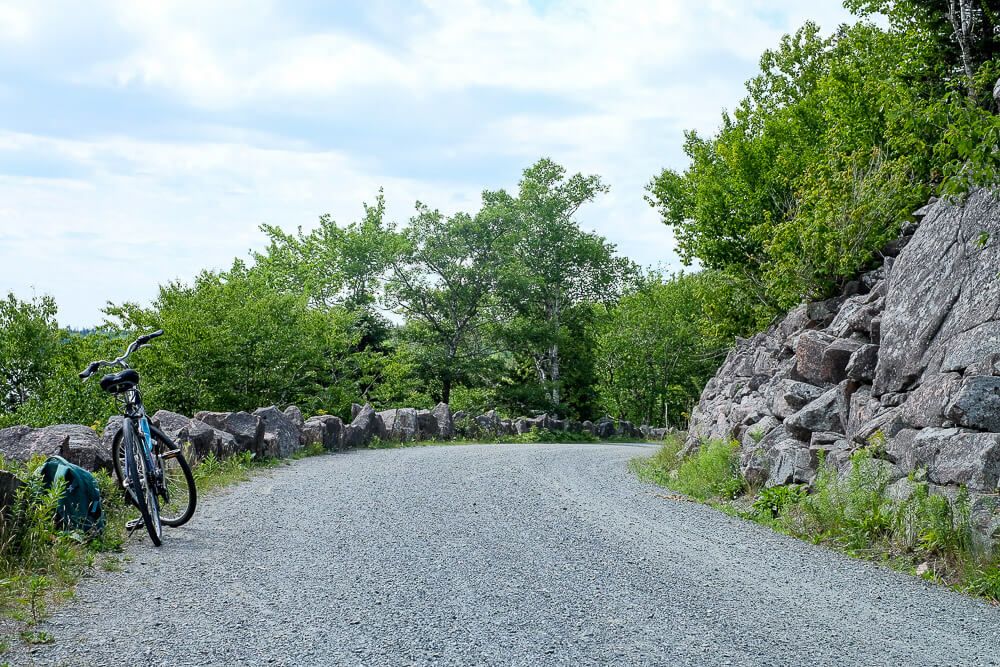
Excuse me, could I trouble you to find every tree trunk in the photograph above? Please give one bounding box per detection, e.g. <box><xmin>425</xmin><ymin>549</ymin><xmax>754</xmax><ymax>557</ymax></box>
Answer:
<box><xmin>948</xmin><ymin>0</ymin><xmax>979</xmax><ymax>97</ymax></box>
<box><xmin>442</xmin><ymin>375</ymin><xmax>451</xmax><ymax>405</ymax></box>
<box><xmin>549</xmin><ymin>342</ymin><xmax>560</xmax><ymax>409</ymax></box>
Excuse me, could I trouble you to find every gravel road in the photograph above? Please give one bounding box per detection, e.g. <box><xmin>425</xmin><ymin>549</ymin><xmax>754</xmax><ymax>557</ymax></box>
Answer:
<box><xmin>14</xmin><ymin>443</ymin><xmax>1000</xmax><ymax>666</ymax></box>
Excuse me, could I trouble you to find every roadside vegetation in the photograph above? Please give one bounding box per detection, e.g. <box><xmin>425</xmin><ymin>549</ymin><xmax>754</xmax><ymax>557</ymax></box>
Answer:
<box><xmin>633</xmin><ymin>436</ymin><xmax>1000</xmax><ymax>602</ymax></box>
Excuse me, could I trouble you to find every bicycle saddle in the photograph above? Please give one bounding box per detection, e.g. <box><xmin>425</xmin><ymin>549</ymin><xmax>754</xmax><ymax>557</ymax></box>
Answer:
<box><xmin>100</xmin><ymin>369</ymin><xmax>140</xmax><ymax>393</ymax></box>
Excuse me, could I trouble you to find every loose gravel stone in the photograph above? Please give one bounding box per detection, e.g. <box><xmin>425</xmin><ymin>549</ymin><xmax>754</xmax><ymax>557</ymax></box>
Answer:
<box><xmin>13</xmin><ymin>443</ymin><xmax>1000</xmax><ymax>666</ymax></box>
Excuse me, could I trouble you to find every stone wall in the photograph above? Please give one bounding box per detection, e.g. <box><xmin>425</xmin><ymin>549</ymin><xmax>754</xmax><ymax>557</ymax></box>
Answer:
<box><xmin>0</xmin><ymin>402</ymin><xmax>655</xmax><ymax>482</ymax></box>
<box><xmin>687</xmin><ymin>190</ymin><xmax>1000</xmax><ymax>542</ymax></box>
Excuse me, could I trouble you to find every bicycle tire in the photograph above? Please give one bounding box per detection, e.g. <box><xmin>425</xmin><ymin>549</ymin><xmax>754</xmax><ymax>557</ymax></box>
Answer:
<box><xmin>122</xmin><ymin>421</ymin><xmax>162</xmax><ymax>546</ymax></box>
<box><xmin>151</xmin><ymin>425</ymin><xmax>197</xmax><ymax>527</ymax></box>
<box><xmin>113</xmin><ymin>424</ymin><xmax>198</xmax><ymax>528</ymax></box>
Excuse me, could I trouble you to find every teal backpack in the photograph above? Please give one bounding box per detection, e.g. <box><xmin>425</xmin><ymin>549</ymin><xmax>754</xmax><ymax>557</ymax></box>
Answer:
<box><xmin>39</xmin><ymin>455</ymin><xmax>106</xmax><ymax>536</ymax></box>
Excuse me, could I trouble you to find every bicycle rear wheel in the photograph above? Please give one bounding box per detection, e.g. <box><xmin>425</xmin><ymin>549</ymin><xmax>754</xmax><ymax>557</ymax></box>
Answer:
<box><xmin>122</xmin><ymin>421</ymin><xmax>162</xmax><ymax>546</ymax></box>
<box><xmin>152</xmin><ymin>426</ymin><xmax>197</xmax><ymax>527</ymax></box>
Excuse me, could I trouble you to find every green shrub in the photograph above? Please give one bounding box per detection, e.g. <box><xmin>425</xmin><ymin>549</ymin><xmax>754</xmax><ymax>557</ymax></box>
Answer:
<box><xmin>746</xmin><ymin>484</ymin><xmax>807</xmax><ymax>523</ymax></box>
<box><xmin>629</xmin><ymin>435</ymin><xmax>683</xmax><ymax>485</ymax></box>
<box><xmin>672</xmin><ymin>440</ymin><xmax>744</xmax><ymax>501</ymax></box>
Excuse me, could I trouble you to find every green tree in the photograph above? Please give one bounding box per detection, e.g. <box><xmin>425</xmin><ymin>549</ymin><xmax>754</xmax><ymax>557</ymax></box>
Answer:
<box><xmin>595</xmin><ymin>271</ymin><xmax>751</xmax><ymax>428</ymax></box>
<box><xmin>106</xmin><ymin>261</ymin><xmax>359</xmax><ymax>416</ymax></box>
<box><xmin>382</xmin><ymin>200</ymin><xmax>516</xmax><ymax>404</ymax></box>
<box><xmin>0</xmin><ymin>293</ymin><xmax>59</xmax><ymax>412</ymax></box>
<box><xmin>495</xmin><ymin>158</ymin><xmax>636</xmax><ymax>413</ymax></box>
<box><xmin>255</xmin><ymin>191</ymin><xmax>394</xmax><ymax>312</ymax></box>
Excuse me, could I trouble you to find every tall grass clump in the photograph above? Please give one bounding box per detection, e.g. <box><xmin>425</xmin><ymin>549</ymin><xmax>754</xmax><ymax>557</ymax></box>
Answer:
<box><xmin>780</xmin><ymin>450</ymin><xmax>895</xmax><ymax>556</ymax></box>
<box><xmin>632</xmin><ymin>436</ymin><xmax>743</xmax><ymax>501</ymax></box>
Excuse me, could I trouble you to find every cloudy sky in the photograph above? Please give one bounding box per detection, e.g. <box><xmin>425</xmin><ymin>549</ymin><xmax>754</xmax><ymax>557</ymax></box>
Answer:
<box><xmin>0</xmin><ymin>0</ymin><xmax>857</xmax><ymax>327</ymax></box>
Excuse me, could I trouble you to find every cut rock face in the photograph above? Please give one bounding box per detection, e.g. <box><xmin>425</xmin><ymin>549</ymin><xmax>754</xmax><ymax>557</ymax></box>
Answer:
<box><xmin>684</xmin><ymin>191</ymin><xmax>1000</xmax><ymax>543</ymax></box>
<box><xmin>946</xmin><ymin>376</ymin><xmax>1000</xmax><ymax>432</ymax></box>
<box><xmin>875</xmin><ymin>189</ymin><xmax>1000</xmax><ymax>395</ymax></box>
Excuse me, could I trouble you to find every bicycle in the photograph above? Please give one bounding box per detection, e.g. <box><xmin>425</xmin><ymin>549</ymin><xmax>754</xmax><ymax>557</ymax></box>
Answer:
<box><xmin>80</xmin><ymin>330</ymin><xmax>197</xmax><ymax>546</ymax></box>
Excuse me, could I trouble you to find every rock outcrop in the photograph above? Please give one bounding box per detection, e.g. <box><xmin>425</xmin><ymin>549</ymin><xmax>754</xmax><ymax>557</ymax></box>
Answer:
<box><xmin>687</xmin><ymin>190</ymin><xmax>1000</xmax><ymax>541</ymax></box>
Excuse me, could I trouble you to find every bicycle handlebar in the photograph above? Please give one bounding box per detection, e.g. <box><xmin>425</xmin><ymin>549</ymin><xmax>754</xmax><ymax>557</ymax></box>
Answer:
<box><xmin>79</xmin><ymin>330</ymin><xmax>164</xmax><ymax>380</ymax></box>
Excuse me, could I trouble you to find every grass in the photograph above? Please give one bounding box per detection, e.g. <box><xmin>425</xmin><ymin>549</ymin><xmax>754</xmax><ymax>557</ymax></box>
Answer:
<box><xmin>0</xmin><ymin>445</ymin><xmax>308</xmax><ymax>656</ymax></box>
<box><xmin>634</xmin><ymin>435</ymin><xmax>1000</xmax><ymax>602</ymax></box>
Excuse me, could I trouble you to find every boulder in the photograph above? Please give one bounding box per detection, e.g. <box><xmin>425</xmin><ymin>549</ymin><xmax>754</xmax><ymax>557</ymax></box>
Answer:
<box><xmin>616</xmin><ymin>420</ymin><xmax>641</xmax><ymax>438</ymax></box>
<box><xmin>431</xmin><ymin>403</ymin><xmax>453</xmax><ymax>439</ymax></box>
<box><xmin>101</xmin><ymin>416</ymin><xmax>122</xmax><ymax>453</ymax></box>
<box><xmin>195</xmin><ymin>411</ymin><xmax>265</xmax><ymax>457</ymax></box>
<box><xmin>351</xmin><ymin>403</ymin><xmax>363</xmax><ymax>421</ymax></box>
<box><xmin>875</xmin><ymin>190</ymin><xmax>1000</xmax><ymax>395</ymax></box>
<box><xmin>342</xmin><ymin>424</ymin><xmax>366</xmax><ymax>449</ymax></box>
<box><xmin>152</xmin><ymin>410</ymin><xmax>217</xmax><ymax>460</ymax></box>
<box><xmin>740</xmin><ymin>416</ymin><xmax>781</xmax><ymax>450</ymax></box>
<box><xmin>795</xmin><ymin>331</ymin><xmax>837</xmax><ymax>386</ymax></box>
<box><xmin>416</xmin><ymin>410</ymin><xmax>438</xmax><ymax>440</ymax></box>
<box><xmin>475</xmin><ymin>410</ymin><xmax>502</xmax><ymax>437</ymax></box>
<box><xmin>845</xmin><ymin>344</ymin><xmax>880</xmax><ymax>382</ymax></box>
<box><xmin>850</xmin><ymin>406</ymin><xmax>905</xmax><ymax>446</ymax></box>
<box><xmin>253</xmin><ymin>406</ymin><xmax>303</xmax><ymax>458</ymax></box>
<box><xmin>768</xmin><ymin>380</ymin><xmax>825</xmax><ymax>419</ymax></box>
<box><xmin>0</xmin><ymin>424</ymin><xmax>111</xmax><ymax>472</ymax></box>
<box><xmin>303</xmin><ymin>415</ymin><xmax>345</xmax><ymax>451</ymax></box>
<box><xmin>820</xmin><ymin>339</ymin><xmax>864</xmax><ymax>385</ymax></box>
<box><xmin>945</xmin><ymin>375</ymin><xmax>1000</xmax><ymax>432</ymax></box>
<box><xmin>904</xmin><ymin>428</ymin><xmax>1000</xmax><ymax>493</ymax></box>
<box><xmin>283</xmin><ymin>405</ymin><xmax>305</xmax><ymax>430</ymax></box>
<box><xmin>900</xmin><ymin>372</ymin><xmax>963</xmax><ymax>429</ymax></box>
<box><xmin>784</xmin><ymin>388</ymin><xmax>843</xmax><ymax>440</ymax></box>
<box><xmin>846</xmin><ymin>386</ymin><xmax>879</xmax><ymax>443</ymax></box>
<box><xmin>581</xmin><ymin>420</ymin><xmax>596</xmax><ymax>436</ymax></box>
<box><xmin>346</xmin><ymin>404</ymin><xmax>385</xmax><ymax>447</ymax></box>
<box><xmin>379</xmin><ymin>408</ymin><xmax>419</xmax><ymax>442</ymax></box>
<box><xmin>594</xmin><ymin>417</ymin><xmax>616</xmax><ymax>439</ymax></box>
<box><xmin>214</xmin><ymin>429</ymin><xmax>239</xmax><ymax>458</ymax></box>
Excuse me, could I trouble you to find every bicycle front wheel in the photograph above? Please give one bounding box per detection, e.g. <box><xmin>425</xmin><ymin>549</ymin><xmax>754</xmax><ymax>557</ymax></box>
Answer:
<box><xmin>122</xmin><ymin>421</ymin><xmax>162</xmax><ymax>546</ymax></box>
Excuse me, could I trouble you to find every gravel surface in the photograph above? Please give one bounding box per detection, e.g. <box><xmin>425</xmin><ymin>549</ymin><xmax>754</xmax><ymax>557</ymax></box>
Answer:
<box><xmin>12</xmin><ymin>442</ymin><xmax>1000</xmax><ymax>666</ymax></box>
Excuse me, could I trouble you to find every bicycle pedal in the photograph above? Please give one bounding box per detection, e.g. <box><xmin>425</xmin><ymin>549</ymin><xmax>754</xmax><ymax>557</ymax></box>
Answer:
<box><xmin>126</xmin><ymin>518</ymin><xmax>145</xmax><ymax>531</ymax></box>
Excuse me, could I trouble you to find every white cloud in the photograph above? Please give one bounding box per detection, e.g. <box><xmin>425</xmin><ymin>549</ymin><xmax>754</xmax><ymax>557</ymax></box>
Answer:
<box><xmin>73</xmin><ymin>0</ymin><xmax>855</xmax><ymax>109</ymax></box>
<box><xmin>0</xmin><ymin>2</ymin><xmax>32</xmax><ymax>42</ymax></box>
<box><xmin>0</xmin><ymin>131</ymin><xmax>479</xmax><ymax>326</ymax></box>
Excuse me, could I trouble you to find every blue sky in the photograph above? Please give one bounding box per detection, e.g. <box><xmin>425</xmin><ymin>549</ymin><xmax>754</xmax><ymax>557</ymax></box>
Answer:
<box><xmin>0</xmin><ymin>0</ymin><xmax>857</xmax><ymax>327</ymax></box>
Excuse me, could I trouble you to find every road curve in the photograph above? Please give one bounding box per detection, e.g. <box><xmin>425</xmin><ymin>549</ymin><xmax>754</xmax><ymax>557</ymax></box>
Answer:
<box><xmin>16</xmin><ymin>443</ymin><xmax>1000</xmax><ymax>666</ymax></box>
